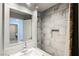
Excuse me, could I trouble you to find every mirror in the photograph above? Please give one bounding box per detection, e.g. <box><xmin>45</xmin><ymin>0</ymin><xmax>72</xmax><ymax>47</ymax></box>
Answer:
<box><xmin>10</xmin><ymin>18</ymin><xmax>24</xmax><ymax>43</ymax></box>
<box><xmin>24</xmin><ymin>20</ymin><xmax>32</xmax><ymax>40</ymax></box>
<box><xmin>9</xmin><ymin>9</ymin><xmax>32</xmax><ymax>44</ymax></box>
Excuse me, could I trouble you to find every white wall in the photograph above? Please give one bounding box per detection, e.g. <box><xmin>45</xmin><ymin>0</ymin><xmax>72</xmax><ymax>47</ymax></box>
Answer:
<box><xmin>0</xmin><ymin>3</ymin><xmax>4</xmax><ymax>56</ymax></box>
<box><xmin>31</xmin><ymin>8</ymin><xmax>38</xmax><ymax>48</ymax></box>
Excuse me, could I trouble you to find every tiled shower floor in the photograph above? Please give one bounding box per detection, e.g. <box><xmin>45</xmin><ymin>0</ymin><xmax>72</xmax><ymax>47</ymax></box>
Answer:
<box><xmin>10</xmin><ymin>48</ymin><xmax>51</xmax><ymax>56</ymax></box>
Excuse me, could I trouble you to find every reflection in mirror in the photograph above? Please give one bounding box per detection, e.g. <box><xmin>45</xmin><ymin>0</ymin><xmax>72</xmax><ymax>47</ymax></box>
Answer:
<box><xmin>9</xmin><ymin>9</ymin><xmax>32</xmax><ymax>44</ymax></box>
<box><xmin>10</xmin><ymin>18</ymin><xmax>24</xmax><ymax>43</ymax></box>
<box><xmin>10</xmin><ymin>24</ymin><xmax>18</xmax><ymax>43</ymax></box>
<box><xmin>24</xmin><ymin>19</ymin><xmax>32</xmax><ymax>40</ymax></box>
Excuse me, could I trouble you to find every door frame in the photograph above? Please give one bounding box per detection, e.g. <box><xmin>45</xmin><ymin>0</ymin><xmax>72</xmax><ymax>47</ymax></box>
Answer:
<box><xmin>70</xmin><ymin>3</ymin><xmax>78</xmax><ymax>56</ymax></box>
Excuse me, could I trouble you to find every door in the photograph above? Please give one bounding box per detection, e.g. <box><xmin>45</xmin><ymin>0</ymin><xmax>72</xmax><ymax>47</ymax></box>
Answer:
<box><xmin>10</xmin><ymin>24</ymin><xmax>18</xmax><ymax>43</ymax></box>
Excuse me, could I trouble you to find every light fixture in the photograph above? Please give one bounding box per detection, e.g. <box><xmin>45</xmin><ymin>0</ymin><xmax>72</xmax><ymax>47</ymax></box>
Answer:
<box><xmin>26</xmin><ymin>3</ymin><xmax>30</xmax><ymax>5</ymax></box>
<box><xmin>25</xmin><ymin>3</ymin><xmax>31</xmax><ymax>7</ymax></box>
<box><xmin>36</xmin><ymin>6</ymin><xmax>38</xmax><ymax>9</ymax></box>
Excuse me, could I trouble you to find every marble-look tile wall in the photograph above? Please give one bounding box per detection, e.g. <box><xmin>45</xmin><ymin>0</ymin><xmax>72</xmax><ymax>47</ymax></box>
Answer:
<box><xmin>37</xmin><ymin>14</ymin><xmax>42</xmax><ymax>49</ymax></box>
<box><xmin>39</xmin><ymin>4</ymin><xmax>69</xmax><ymax>56</ymax></box>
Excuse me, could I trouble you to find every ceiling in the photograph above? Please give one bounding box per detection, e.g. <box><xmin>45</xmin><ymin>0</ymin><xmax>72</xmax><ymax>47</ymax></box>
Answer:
<box><xmin>26</xmin><ymin>3</ymin><xmax>57</xmax><ymax>12</ymax></box>
<box><xmin>35</xmin><ymin>3</ymin><xmax>57</xmax><ymax>12</ymax></box>
<box><xmin>17</xmin><ymin>3</ymin><xmax>57</xmax><ymax>12</ymax></box>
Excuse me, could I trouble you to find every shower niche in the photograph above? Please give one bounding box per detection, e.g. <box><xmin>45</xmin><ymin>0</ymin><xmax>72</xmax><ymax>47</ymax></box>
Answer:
<box><xmin>51</xmin><ymin>29</ymin><xmax>59</xmax><ymax>38</ymax></box>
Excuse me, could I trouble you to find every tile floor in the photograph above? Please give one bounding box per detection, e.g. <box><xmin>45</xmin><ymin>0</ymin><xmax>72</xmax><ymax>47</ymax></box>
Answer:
<box><xmin>10</xmin><ymin>48</ymin><xmax>51</xmax><ymax>56</ymax></box>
